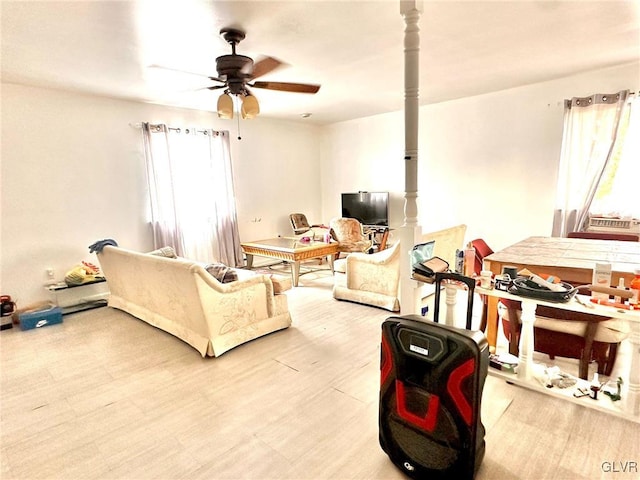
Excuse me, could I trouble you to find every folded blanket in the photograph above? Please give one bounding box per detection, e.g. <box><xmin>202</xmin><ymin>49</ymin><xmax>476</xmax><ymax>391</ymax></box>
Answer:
<box><xmin>148</xmin><ymin>246</ymin><xmax>177</xmax><ymax>258</ymax></box>
<box><xmin>89</xmin><ymin>239</ymin><xmax>118</xmax><ymax>254</ymax></box>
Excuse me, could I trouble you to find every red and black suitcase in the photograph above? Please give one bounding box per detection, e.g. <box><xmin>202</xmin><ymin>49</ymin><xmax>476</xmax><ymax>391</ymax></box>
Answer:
<box><xmin>379</xmin><ymin>272</ymin><xmax>489</xmax><ymax>479</ymax></box>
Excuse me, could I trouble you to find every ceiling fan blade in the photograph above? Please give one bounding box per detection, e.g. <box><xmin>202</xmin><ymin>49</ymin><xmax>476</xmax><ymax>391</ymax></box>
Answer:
<box><xmin>148</xmin><ymin>64</ymin><xmax>225</xmax><ymax>83</ymax></box>
<box><xmin>148</xmin><ymin>64</ymin><xmax>209</xmax><ymax>78</ymax></box>
<box><xmin>251</xmin><ymin>56</ymin><xmax>285</xmax><ymax>79</ymax></box>
<box><xmin>251</xmin><ymin>81</ymin><xmax>320</xmax><ymax>94</ymax></box>
<box><xmin>206</xmin><ymin>85</ymin><xmax>227</xmax><ymax>91</ymax></box>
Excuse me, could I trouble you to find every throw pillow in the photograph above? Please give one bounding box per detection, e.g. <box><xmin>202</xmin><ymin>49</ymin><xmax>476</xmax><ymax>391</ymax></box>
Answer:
<box><xmin>269</xmin><ymin>274</ymin><xmax>292</xmax><ymax>294</ymax></box>
<box><xmin>205</xmin><ymin>263</ymin><xmax>238</xmax><ymax>284</ymax></box>
<box><xmin>148</xmin><ymin>246</ymin><xmax>177</xmax><ymax>258</ymax></box>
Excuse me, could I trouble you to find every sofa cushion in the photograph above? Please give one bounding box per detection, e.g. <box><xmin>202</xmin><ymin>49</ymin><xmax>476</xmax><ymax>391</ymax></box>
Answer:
<box><xmin>205</xmin><ymin>263</ymin><xmax>238</xmax><ymax>283</ymax></box>
<box><xmin>148</xmin><ymin>246</ymin><xmax>177</xmax><ymax>258</ymax></box>
<box><xmin>269</xmin><ymin>274</ymin><xmax>293</xmax><ymax>294</ymax></box>
<box><xmin>232</xmin><ymin>268</ymin><xmax>291</xmax><ymax>293</ymax></box>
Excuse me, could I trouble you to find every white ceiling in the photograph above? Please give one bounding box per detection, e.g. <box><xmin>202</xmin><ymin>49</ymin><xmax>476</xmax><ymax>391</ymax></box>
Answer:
<box><xmin>2</xmin><ymin>0</ymin><xmax>639</xmax><ymax>125</ymax></box>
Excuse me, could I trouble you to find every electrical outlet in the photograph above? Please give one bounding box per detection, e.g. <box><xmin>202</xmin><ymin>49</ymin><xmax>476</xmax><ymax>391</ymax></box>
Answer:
<box><xmin>46</xmin><ymin>268</ymin><xmax>55</xmax><ymax>278</ymax></box>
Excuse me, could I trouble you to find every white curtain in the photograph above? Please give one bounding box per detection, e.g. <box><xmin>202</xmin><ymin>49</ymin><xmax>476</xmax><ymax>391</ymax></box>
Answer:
<box><xmin>552</xmin><ymin>90</ymin><xmax>630</xmax><ymax>237</ymax></box>
<box><xmin>590</xmin><ymin>95</ymin><xmax>640</xmax><ymax>219</ymax></box>
<box><xmin>142</xmin><ymin>123</ymin><xmax>243</xmax><ymax>267</ymax></box>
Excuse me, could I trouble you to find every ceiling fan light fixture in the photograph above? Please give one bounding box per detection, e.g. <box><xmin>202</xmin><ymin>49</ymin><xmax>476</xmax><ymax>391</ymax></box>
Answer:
<box><xmin>241</xmin><ymin>94</ymin><xmax>260</xmax><ymax>119</ymax></box>
<box><xmin>206</xmin><ymin>28</ymin><xmax>319</xmax><ymax>120</ymax></box>
<box><xmin>217</xmin><ymin>93</ymin><xmax>234</xmax><ymax>119</ymax></box>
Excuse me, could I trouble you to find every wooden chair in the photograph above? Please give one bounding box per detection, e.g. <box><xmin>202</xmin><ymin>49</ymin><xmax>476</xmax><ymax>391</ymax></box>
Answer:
<box><xmin>567</xmin><ymin>231</ymin><xmax>639</xmax><ymax>242</ymax></box>
<box><xmin>470</xmin><ymin>238</ymin><xmax>494</xmax><ymax>332</ymax></box>
<box><xmin>289</xmin><ymin>213</ymin><xmax>312</xmax><ymax>235</ymax></box>
<box><xmin>290</xmin><ymin>213</ymin><xmax>328</xmax><ymax>236</ymax></box>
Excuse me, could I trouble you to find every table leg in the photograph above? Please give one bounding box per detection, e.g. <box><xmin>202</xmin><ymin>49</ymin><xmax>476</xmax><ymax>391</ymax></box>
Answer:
<box><xmin>245</xmin><ymin>254</ymin><xmax>254</xmax><ymax>269</ymax></box>
<box><xmin>518</xmin><ymin>300</ymin><xmax>536</xmax><ymax>381</ymax></box>
<box><xmin>291</xmin><ymin>261</ymin><xmax>301</xmax><ymax>287</ymax></box>
<box><xmin>486</xmin><ymin>295</ymin><xmax>500</xmax><ymax>352</ymax></box>
<box><xmin>379</xmin><ymin>229</ymin><xmax>389</xmax><ymax>251</ymax></box>
<box><xmin>327</xmin><ymin>254</ymin><xmax>335</xmax><ymax>274</ymax></box>
<box><xmin>580</xmin><ymin>321</ymin><xmax>598</xmax><ymax>380</ymax></box>
<box><xmin>508</xmin><ymin>307</ymin><xmax>520</xmax><ymax>357</ymax></box>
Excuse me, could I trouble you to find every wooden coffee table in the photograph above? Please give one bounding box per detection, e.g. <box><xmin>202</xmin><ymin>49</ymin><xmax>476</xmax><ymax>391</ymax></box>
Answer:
<box><xmin>241</xmin><ymin>237</ymin><xmax>339</xmax><ymax>287</ymax></box>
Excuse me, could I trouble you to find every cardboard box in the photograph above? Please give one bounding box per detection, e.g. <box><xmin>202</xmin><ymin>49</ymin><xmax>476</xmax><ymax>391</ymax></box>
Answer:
<box><xmin>592</xmin><ymin>262</ymin><xmax>612</xmax><ymax>301</ymax></box>
<box><xmin>19</xmin><ymin>305</ymin><xmax>63</xmax><ymax>331</ymax></box>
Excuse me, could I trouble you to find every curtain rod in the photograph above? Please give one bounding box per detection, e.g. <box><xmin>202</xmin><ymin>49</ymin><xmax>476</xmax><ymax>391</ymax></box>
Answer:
<box><xmin>129</xmin><ymin>122</ymin><xmax>223</xmax><ymax>135</ymax></box>
<box><xmin>563</xmin><ymin>90</ymin><xmax>636</xmax><ymax>99</ymax></box>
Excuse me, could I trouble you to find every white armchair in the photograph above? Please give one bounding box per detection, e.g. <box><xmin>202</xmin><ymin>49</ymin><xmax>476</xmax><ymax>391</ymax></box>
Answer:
<box><xmin>333</xmin><ymin>242</ymin><xmax>401</xmax><ymax>312</ymax></box>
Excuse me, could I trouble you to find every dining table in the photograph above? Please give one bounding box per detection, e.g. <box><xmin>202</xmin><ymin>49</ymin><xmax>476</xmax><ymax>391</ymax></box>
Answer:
<box><xmin>483</xmin><ymin>235</ymin><xmax>640</xmax><ymax>349</ymax></box>
<box><xmin>482</xmin><ymin>235</ymin><xmax>640</xmax><ymax>419</ymax></box>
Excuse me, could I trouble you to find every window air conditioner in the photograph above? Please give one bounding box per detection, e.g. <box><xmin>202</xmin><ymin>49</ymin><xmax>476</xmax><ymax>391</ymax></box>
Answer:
<box><xmin>587</xmin><ymin>217</ymin><xmax>640</xmax><ymax>235</ymax></box>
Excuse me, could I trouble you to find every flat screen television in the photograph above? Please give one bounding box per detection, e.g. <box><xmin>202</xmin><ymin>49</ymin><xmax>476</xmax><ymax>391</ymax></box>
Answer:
<box><xmin>341</xmin><ymin>192</ymin><xmax>389</xmax><ymax>227</ymax></box>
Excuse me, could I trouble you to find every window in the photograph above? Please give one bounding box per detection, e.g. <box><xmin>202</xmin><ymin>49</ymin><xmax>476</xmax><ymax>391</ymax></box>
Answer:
<box><xmin>590</xmin><ymin>96</ymin><xmax>639</xmax><ymax>219</ymax></box>
<box><xmin>141</xmin><ymin>124</ymin><xmax>243</xmax><ymax>266</ymax></box>
<box><xmin>552</xmin><ymin>90</ymin><xmax>636</xmax><ymax>237</ymax></box>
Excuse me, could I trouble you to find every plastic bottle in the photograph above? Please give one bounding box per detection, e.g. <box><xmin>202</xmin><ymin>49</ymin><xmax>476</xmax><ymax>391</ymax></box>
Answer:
<box><xmin>463</xmin><ymin>242</ymin><xmax>476</xmax><ymax>277</ymax></box>
<box><xmin>630</xmin><ymin>269</ymin><xmax>640</xmax><ymax>306</ymax></box>
<box><xmin>614</xmin><ymin>278</ymin><xmax>625</xmax><ymax>304</ymax></box>
<box><xmin>455</xmin><ymin>249</ymin><xmax>464</xmax><ymax>274</ymax></box>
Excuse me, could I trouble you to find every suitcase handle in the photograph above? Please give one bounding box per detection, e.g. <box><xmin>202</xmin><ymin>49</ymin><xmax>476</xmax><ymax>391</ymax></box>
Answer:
<box><xmin>433</xmin><ymin>272</ymin><xmax>476</xmax><ymax>330</ymax></box>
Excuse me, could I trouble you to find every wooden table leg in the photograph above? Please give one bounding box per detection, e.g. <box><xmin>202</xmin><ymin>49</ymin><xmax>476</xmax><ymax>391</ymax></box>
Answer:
<box><xmin>580</xmin><ymin>321</ymin><xmax>598</xmax><ymax>380</ymax></box>
<box><xmin>291</xmin><ymin>261</ymin><xmax>301</xmax><ymax>287</ymax></box>
<box><xmin>486</xmin><ymin>295</ymin><xmax>500</xmax><ymax>353</ymax></box>
<box><xmin>327</xmin><ymin>254</ymin><xmax>335</xmax><ymax>274</ymax></box>
<box><xmin>379</xmin><ymin>228</ymin><xmax>389</xmax><ymax>251</ymax></box>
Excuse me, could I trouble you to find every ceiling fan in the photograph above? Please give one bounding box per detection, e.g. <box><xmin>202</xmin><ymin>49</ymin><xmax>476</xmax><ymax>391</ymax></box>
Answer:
<box><xmin>195</xmin><ymin>27</ymin><xmax>320</xmax><ymax>119</ymax></box>
<box><xmin>212</xmin><ymin>28</ymin><xmax>320</xmax><ymax>95</ymax></box>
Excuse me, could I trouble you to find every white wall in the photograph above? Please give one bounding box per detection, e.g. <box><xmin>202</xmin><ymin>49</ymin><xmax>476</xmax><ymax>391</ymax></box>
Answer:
<box><xmin>320</xmin><ymin>62</ymin><xmax>640</xmax><ymax>251</ymax></box>
<box><xmin>1</xmin><ymin>83</ymin><xmax>321</xmax><ymax>305</ymax></box>
<box><xmin>319</xmin><ymin>112</ymin><xmax>406</xmax><ymax>229</ymax></box>
<box><xmin>2</xmin><ymin>61</ymin><xmax>637</xmax><ymax>306</ymax></box>
<box><xmin>230</xmin><ymin>119</ymin><xmax>322</xmax><ymax>238</ymax></box>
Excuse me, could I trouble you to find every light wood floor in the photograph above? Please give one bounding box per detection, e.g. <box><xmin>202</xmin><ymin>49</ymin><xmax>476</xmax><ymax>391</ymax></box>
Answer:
<box><xmin>1</xmin><ymin>268</ymin><xmax>639</xmax><ymax>479</ymax></box>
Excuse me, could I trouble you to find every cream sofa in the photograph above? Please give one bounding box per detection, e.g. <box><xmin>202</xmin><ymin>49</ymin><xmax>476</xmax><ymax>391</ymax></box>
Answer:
<box><xmin>332</xmin><ymin>224</ymin><xmax>467</xmax><ymax>312</ymax></box>
<box><xmin>421</xmin><ymin>223</ymin><xmax>467</xmax><ymax>269</ymax></box>
<box><xmin>333</xmin><ymin>242</ymin><xmax>401</xmax><ymax>311</ymax></box>
<box><xmin>97</xmin><ymin>245</ymin><xmax>292</xmax><ymax>357</ymax></box>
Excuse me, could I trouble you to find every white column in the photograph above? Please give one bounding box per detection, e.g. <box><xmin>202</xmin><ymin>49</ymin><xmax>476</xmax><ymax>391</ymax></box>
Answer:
<box><xmin>444</xmin><ymin>284</ymin><xmax>457</xmax><ymax>326</ymax></box>
<box><xmin>518</xmin><ymin>300</ymin><xmax>537</xmax><ymax>381</ymax></box>
<box><xmin>398</xmin><ymin>0</ymin><xmax>423</xmax><ymax>315</ymax></box>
